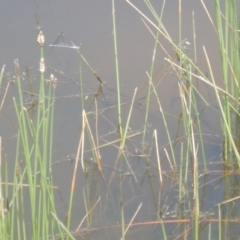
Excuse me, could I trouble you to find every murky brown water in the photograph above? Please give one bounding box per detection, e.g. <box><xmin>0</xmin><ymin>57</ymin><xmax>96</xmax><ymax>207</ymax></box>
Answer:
<box><xmin>1</xmin><ymin>1</ymin><xmax>240</xmax><ymax>239</ymax></box>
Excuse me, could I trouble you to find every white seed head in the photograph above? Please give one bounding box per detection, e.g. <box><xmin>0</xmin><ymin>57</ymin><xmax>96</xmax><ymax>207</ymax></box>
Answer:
<box><xmin>37</xmin><ymin>31</ymin><xmax>45</xmax><ymax>47</ymax></box>
<box><xmin>39</xmin><ymin>58</ymin><xmax>45</xmax><ymax>73</ymax></box>
<box><xmin>50</xmin><ymin>74</ymin><xmax>57</xmax><ymax>88</ymax></box>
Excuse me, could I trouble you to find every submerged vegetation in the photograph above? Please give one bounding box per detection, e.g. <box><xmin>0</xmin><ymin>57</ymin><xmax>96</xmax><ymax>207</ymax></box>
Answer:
<box><xmin>0</xmin><ymin>0</ymin><xmax>240</xmax><ymax>239</ymax></box>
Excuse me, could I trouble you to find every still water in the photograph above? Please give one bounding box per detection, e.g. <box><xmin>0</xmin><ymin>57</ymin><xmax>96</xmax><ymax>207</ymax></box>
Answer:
<box><xmin>1</xmin><ymin>1</ymin><xmax>239</xmax><ymax>239</ymax></box>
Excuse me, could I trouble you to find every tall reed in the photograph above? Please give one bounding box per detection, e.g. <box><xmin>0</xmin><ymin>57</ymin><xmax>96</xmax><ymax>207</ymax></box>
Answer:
<box><xmin>214</xmin><ymin>0</ymin><xmax>240</xmax><ymax>163</ymax></box>
<box><xmin>0</xmin><ymin>29</ymin><xmax>69</xmax><ymax>240</ymax></box>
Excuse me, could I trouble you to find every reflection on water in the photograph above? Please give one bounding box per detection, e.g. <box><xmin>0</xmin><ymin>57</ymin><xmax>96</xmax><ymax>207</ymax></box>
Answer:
<box><xmin>1</xmin><ymin>0</ymin><xmax>240</xmax><ymax>240</ymax></box>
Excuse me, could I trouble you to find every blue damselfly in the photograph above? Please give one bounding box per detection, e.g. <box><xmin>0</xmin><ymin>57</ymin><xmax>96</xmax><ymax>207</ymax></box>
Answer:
<box><xmin>49</xmin><ymin>43</ymin><xmax>80</xmax><ymax>50</ymax></box>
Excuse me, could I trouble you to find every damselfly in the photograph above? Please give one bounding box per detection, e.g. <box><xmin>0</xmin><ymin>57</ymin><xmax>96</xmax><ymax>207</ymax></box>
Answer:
<box><xmin>49</xmin><ymin>43</ymin><xmax>80</xmax><ymax>50</ymax></box>
<box><xmin>50</xmin><ymin>32</ymin><xmax>80</xmax><ymax>50</ymax></box>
